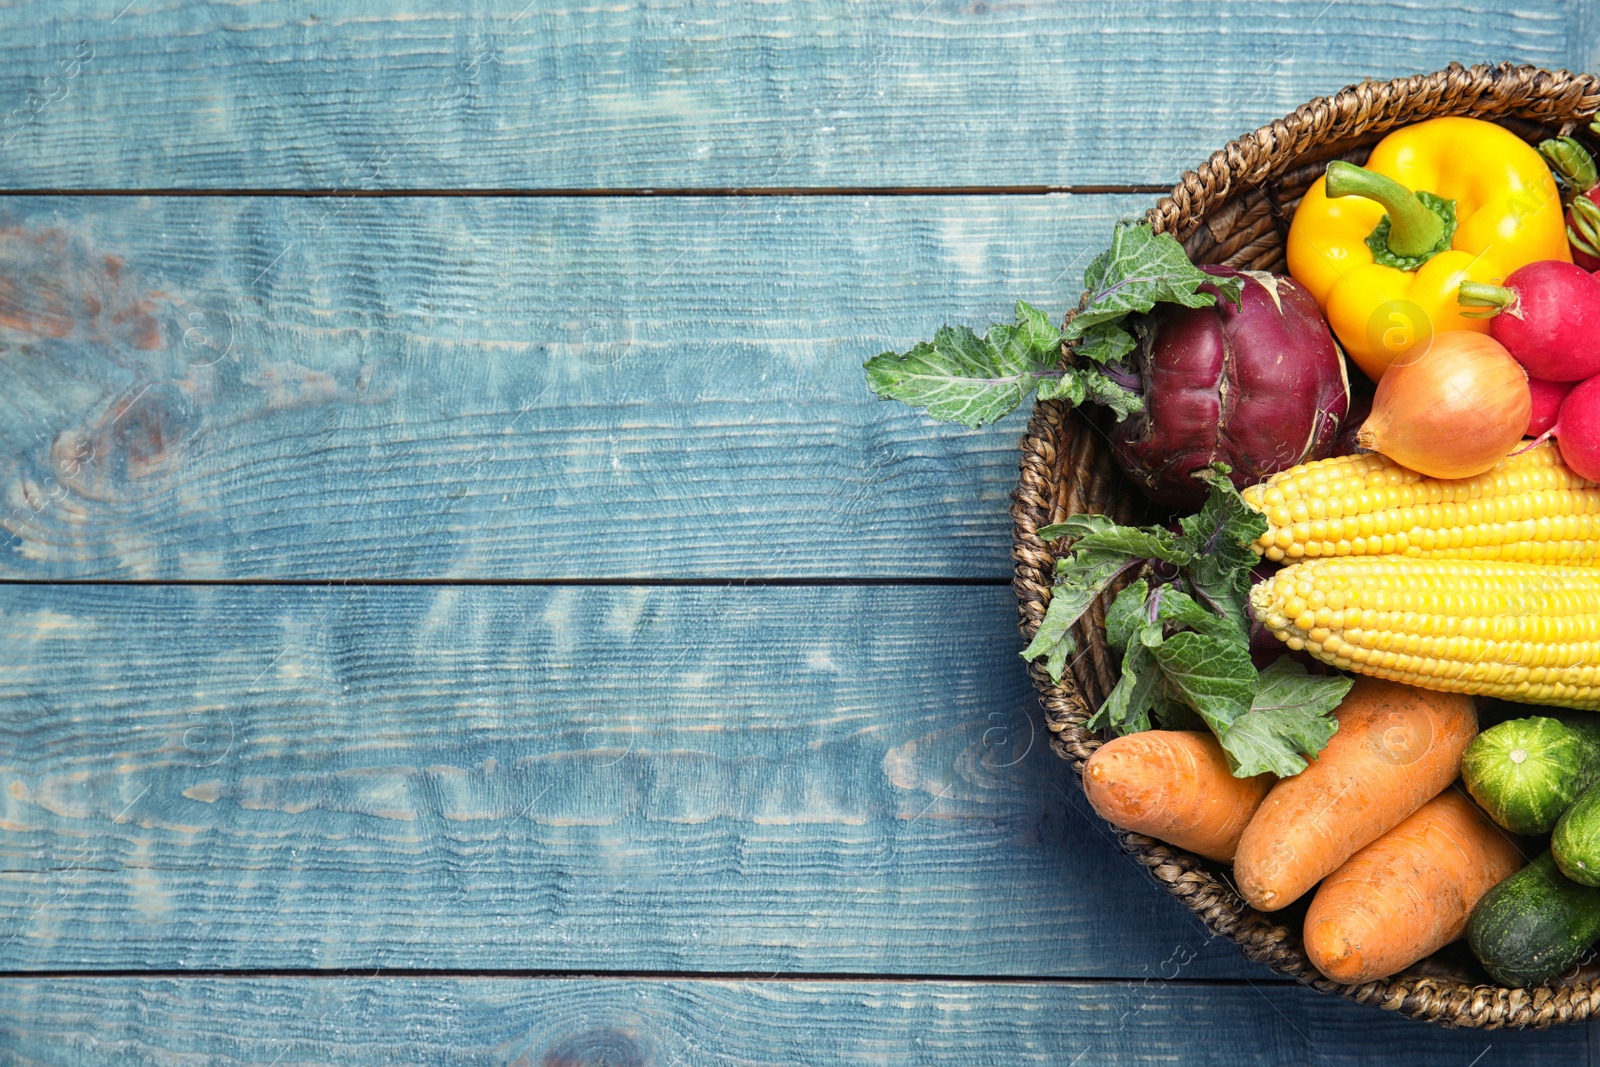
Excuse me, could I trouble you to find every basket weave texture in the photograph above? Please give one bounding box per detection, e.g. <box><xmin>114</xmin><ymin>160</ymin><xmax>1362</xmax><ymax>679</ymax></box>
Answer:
<box><xmin>1011</xmin><ymin>63</ymin><xmax>1600</xmax><ymax>1029</ymax></box>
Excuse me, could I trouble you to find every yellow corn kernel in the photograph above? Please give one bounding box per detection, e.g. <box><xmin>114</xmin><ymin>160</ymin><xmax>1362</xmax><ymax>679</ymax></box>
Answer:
<box><xmin>1250</xmin><ymin>557</ymin><xmax>1600</xmax><ymax>710</ymax></box>
<box><xmin>1240</xmin><ymin>442</ymin><xmax>1600</xmax><ymax>566</ymax></box>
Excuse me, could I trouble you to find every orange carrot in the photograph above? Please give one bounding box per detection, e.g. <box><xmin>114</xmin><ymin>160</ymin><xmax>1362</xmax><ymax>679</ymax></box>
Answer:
<box><xmin>1083</xmin><ymin>731</ymin><xmax>1273</xmax><ymax>862</ymax></box>
<box><xmin>1233</xmin><ymin>677</ymin><xmax>1477</xmax><ymax>912</ymax></box>
<box><xmin>1305</xmin><ymin>789</ymin><xmax>1523</xmax><ymax>984</ymax></box>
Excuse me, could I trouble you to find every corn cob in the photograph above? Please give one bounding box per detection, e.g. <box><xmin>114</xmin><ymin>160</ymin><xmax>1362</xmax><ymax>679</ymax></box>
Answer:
<box><xmin>1240</xmin><ymin>442</ymin><xmax>1600</xmax><ymax>565</ymax></box>
<box><xmin>1251</xmin><ymin>557</ymin><xmax>1600</xmax><ymax>710</ymax></box>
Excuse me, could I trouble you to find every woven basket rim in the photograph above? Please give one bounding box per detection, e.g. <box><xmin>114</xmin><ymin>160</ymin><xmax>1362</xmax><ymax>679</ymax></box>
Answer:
<box><xmin>1011</xmin><ymin>61</ymin><xmax>1600</xmax><ymax>1030</ymax></box>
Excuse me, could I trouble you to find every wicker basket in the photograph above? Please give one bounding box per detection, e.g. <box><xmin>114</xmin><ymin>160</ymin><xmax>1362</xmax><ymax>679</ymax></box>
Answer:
<box><xmin>1011</xmin><ymin>63</ymin><xmax>1600</xmax><ymax>1029</ymax></box>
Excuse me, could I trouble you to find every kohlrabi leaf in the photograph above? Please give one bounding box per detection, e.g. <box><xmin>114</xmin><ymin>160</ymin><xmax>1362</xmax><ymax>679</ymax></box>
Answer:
<box><xmin>1020</xmin><ymin>464</ymin><xmax>1348</xmax><ymax>783</ymax></box>
<box><xmin>1058</xmin><ymin>525</ymin><xmax>1189</xmax><ymax>570</ymax></box>
<box><xmin>1064</xmin><ymin>221</ymin><xmax>1244</xmax><ymax>338</ymax></box>
<box><xmin>1020</xmin><ymin>544</ymin><xmax>1143</xmax><ymax>684</ymax></box>
<box><xmin>1036</xmin><ymin>514</ymin><xmax>1117</xmax><ymax>543</ymax></box>
<box><xmin>1104</xmin><ymin>578</ymin><xmax>1150</xmax><ymax>650</ymax></box>
<box><xmin>1072</xmin><ymin>319</ymin><xmax>1137</xmax><ymax>364</ymax></box>
<box><xmin>1218</xmin><ymin>659</ymin><xmax>1353</xmax><ymax>777</ymax></box>
<box><xmin>1081</xmin><ymin>373</ymin><xmax>1144</xmax><ymax>420</ymax></box>
<box><xmin>1179</xmin><ymin>467</ymin><xmax>1269</xmax><ymax>635</ymax></box>
<box><xmin>1149</xmin><ymin>630</ymin><xmax>1256</xmax><ymax>736</ymax></box>
<box><xmin>1088</xmin><ymin>639</ymin><xmax>1161</xmax><ymax>734</ymax></box>
<box><xmin>1151</xmin><ymin>684</ymin><xmax>1207</xmax><ymax>732</ymax></box>
<box><xmin>863</xmin><ymin>302</ymin><xmax>1065</xmax><ymax>428</ymax></box>
<box><xmin>1014</xmin><ymin>300</ymin><xmax>1060</xmax><ymax>352</ymax></box>
<box><xmin>1035</xmin><ymin>373</ymin><xmax>1087</xmax><ymax>406</ymax></box>
<box><xmin>1146</xmin><ymin>585</ymin><xmax>1245</xmax><ymax>644</ymax></box>
<box><xmin>1035</xmin><ymin>366</ymin><xmax>1143</xmax><ymax>418</ymax></box>
<box><xmin>862</xmin><ymin>221</ymin><xmax>1239</xmax><ymax>427</ymax></box>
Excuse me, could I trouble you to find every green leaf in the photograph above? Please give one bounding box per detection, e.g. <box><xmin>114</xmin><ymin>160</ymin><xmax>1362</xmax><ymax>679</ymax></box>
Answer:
<box><xmin>1029</xmin><ymin>365</ymin><xmax>1143</xmax><ymax>419</ymax></box>
<box><xmin>1035</xmin><ymin>372</ymin><xmax>1087</xmax><ymax>406</ymax></box>
<box><xmin>1026</xmin><ymin>488</ymin><xmax>1347</xmax><ymax>784</ymax></box>
<box><xmin>1040</xmin><ymin>513</ymin><xmax>1178</xmax><ymax>552</ymax></box>
<box><xmin>1089</xmin><ymin>640</ymin><xmax>1161</xmax><ymax>734</ymax></box>
<box><xmin>1080</xmin><ymin>372</ymin><xmax>1144</xmax><ymax>420</ymax></box>
<box><xmin>1063</xmin><ymin>221</ymin><xmax>1244</xmax><ymax>339</ymax></box>
<box><xmin>1014</xmin><ymin>300</ymin><xmax>1060</xmax><ymax>352</ymax></box>
<box><xmin>862</xmin><ymin>302</ymin><xmax>1065</xmax><ymax>428</ymax></box>
<box><xmin>1151</xmin><ymin>684</ymin><xmax>1206</xmax><ymax>732</ymax></box>
<box><xmin>1178</xmin><ymin>466</ymin><xmax>1267</xmax><ymax>557</ymax></box>
<box><xmin>1072</xmin><ymin>320</ymin><xmax>1137</xmax><ymax>364</ymax></box>
<box><xmin>1023</xmin><ymin>467</ymin><xmax>1349</xmax><ymax>782</ymax></box>
<box><xmin>1019</xmin><ymin>587</ymin><xmax>1079</xmax><ymax>684</ymax></box>
<box><xmin>1150</xmin><ymin>631</ymin><xmax>1256</xmax><ymax>737</ymax></box>
<box><xmin>1063</xmin><ymin>526</ymin><xmax>1190</xmax><ymax>569</ymax></box>
<box><xmin>1218</xmin><ymin>659</ymin><xmax>1353</xmax><ymax>777</ymax></box>
<box><xmin>1103</xmin><ymin>578</ymin><xmax>1149</xmax><ymax>650</ymax></box>
<box><xmin>1036</xmin><ymin>513</ymin><xmax>1117</xmax><ymax>543</ymax></box>
<box><xmin>1020</xmin><ymin>546</ymin><xmax>1141</xmax><ymax>684</ymax></box>
<box><xmin>1030</xmin><ymin>511</ymin><xmax>1120</xmax><ymax>543</ymax></box>
<box><xmin>1147</xmin><ymin>585</ymin><xmax>1243</xmax><ymax>644</ymax></box>
<box><xmin>1179</xmin><ymin>468</ymin><xmax>1269</xmax><ymax>634</ymax></box>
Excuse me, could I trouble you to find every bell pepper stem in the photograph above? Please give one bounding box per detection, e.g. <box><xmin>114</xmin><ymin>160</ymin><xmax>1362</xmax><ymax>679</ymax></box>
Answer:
<box><xmin>1324</xmin><ymin>160</ymin><xmax>1445</xmax><ymax>258</ymax></box>
<box><xmin>1457</xmin><ymin>281</ymin><xmax>1517</xmax><ymax>319</ymax></box>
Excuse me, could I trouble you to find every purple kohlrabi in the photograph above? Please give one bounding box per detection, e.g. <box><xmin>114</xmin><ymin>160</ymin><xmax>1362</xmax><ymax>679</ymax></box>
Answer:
<box><xmin>1106</xmin><ymin>265</ymin><xmax>1350</xmax><ymax>510</ymax></box>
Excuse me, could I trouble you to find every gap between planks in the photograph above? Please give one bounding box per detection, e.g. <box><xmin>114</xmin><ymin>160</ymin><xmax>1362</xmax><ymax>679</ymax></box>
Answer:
<box><xmin>0</xmin><ymin>968</ymin><xmax>1296</xmax><ymax>986</ymax></box>
<box><xmin>0</xmin><ymin>186</ymin><xmax>1170</xmax><ymax>198</ymax></box>
<box><xmin>0</xmin><ymin>577</ymin><xmax>1013</xmax><ymax>587</ymax></box>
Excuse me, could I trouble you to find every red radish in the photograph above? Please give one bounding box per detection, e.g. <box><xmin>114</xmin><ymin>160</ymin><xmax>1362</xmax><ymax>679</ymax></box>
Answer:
<box><xmin>1529</xmin><ymin>378</ymin><xmax>1577</xmax><ymax>436</ymax></box>
<box><xmin>1458</xmin><ymin>261</ymin><xmax>1600</xmax><ymax>381</ymax></box>
<box><xmin>1554</xmin><ymin>376</ymin><xmax>1600</xmax><ymax>481</ymax></box>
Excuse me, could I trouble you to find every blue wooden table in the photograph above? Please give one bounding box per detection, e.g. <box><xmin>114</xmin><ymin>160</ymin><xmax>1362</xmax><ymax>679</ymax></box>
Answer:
<box><xmin>0</xmin><ymin>3</ymin><xmax>1594</xmax><ymax>1063</ymax></box>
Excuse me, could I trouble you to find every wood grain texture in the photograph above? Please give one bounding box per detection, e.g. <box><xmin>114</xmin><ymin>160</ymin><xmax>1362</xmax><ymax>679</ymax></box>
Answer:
<box><xmin>0</xmin><ymin>977</ymin><xmax>1583</xmax><ymax>1065</ymax></box>
<box><xmin>0</xmin><ymin>583</ymin><xmax>1262</xmax><ymax>978</ymax></box>
<box><xmin>0</xmin><ymin>1</ymin><xmax>1577</xmax><ymax>190</ymax></box>
<box><xmin>0</xmin><ymin>192</ymin><xmax>1144</xmax><ymax>580</ymax></box>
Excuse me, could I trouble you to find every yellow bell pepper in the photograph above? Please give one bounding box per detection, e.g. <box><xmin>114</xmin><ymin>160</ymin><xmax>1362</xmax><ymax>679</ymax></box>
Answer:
<box><xmin>1287</xmin><ymin>117</ymin><xmax>1571</xmax><ymax>381</ymax></box>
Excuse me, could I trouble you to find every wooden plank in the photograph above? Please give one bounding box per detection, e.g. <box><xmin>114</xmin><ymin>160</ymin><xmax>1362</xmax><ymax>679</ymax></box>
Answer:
<box><xmin>0</xmin><ymin>1</ymin><xmax>1574</xmax><ymax>191</ymax></box>
<box><xmin>0</xmin><ymin>192</ymin><xmax>1144</xmax><ymax>580</ymax></box>
<box><xmin>0</xmin><ymin>977</ymin><xmax>1582</xmax><ymax>1065</ymax></box>
<box><xmin>0</xmin><ymin>583</ymin><xmax>1261</xmax><ymax>978</ymax></box>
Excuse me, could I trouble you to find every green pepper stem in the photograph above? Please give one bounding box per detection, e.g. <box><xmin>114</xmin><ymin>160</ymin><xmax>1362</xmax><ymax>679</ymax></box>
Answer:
<box><xmin>1324</xmin><ymin>160</ymin><xmax>1445</xmax><ymax>258</ymax></box>
<box><xmin>1457</xmin><ymin>281</ymin><xmax>1516</xmax><ymax>319</ymax></box>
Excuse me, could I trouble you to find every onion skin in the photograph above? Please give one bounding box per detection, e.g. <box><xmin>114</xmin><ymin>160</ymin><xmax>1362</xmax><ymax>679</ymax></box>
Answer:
<box><xmin>1356</xmin><ymin>331</ymin><xmax>1530</xmax><ymax>479</ymax></box>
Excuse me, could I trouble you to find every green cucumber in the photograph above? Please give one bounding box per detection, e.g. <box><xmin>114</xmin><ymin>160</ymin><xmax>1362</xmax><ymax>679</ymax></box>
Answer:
<box><xmin>1555</xmin><ymin>783</ymin><xmax>1600</xmax><ymax>886</ymax></box>
<box><xmin>1551</xmin><ymin>712</ymin><xmax>1600</xmax><ymax>756</ymax></box>
<box><xmin>1461</xmin><ymin>717</ymin><xmax>1600</xmax><ymax>835</ymax></box>
<box><xmin>1469</xmin><ymin>851</ymin><xmax>1600</xmax><ymax>987</ymax></box>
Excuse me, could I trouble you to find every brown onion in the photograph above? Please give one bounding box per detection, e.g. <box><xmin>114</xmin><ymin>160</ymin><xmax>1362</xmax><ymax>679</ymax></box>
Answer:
<box><xmin>1357</xmin><ymin>331</ymin><xmax>1530</xmax><ymax>479</ymax></box>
